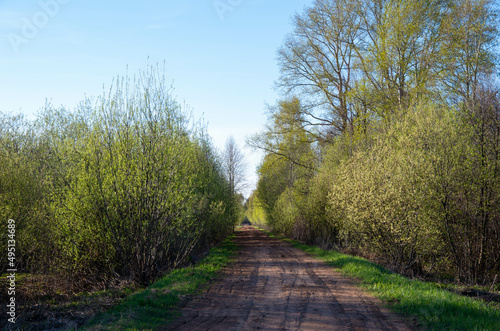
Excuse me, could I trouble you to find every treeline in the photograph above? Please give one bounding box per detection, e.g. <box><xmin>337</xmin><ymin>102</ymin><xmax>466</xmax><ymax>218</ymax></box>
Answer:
<box><xmin>247</xmin><ymin>0</ymin><xmax>499</xmax><ymax>284</ymax></box>
<box><xmin>0</xmin><ymin>67</ymin><xmax>238</xmax><ymax>286</ymax></box>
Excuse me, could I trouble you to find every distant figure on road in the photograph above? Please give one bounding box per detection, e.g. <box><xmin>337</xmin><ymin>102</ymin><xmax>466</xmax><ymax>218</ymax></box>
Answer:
<box><xmin>241</xmin><ymin>217</ymin><xmax>252</xmax><ymax>226</ymax></box>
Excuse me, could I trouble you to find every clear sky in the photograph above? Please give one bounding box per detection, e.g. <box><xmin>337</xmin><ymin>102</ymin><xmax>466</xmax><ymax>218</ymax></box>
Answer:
<box><xmin>0</xmin><ymin>0</ymin><xmax>313</xmax><ymax>197</ymax></box>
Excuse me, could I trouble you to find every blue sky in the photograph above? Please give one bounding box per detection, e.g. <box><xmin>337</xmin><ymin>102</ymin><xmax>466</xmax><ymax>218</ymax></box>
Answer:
<box><xmin>0</xmin><ymin>0</ymin><xmax>313</xmax><ymax>196</ymax></box>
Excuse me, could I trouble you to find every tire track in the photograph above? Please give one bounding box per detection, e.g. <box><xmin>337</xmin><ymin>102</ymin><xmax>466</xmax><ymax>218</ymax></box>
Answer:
<box><xmin>162</xmin><ymin>227</ymin><xmax>411</xmax><ymax>331</ymax></box>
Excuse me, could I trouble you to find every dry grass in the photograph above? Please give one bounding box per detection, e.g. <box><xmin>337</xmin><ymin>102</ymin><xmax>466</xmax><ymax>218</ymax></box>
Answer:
<box><xmin>0</xmin><ymin>273</ymin><xmax>137</xmax><ymax>330</ymax></box>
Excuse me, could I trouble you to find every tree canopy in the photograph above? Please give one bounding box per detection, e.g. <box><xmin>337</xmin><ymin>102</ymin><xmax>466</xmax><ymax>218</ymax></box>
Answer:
<box><xmin>249</xmin><ymin>0</ymin><xmax>500</xmax><ymax>284</ymax></box>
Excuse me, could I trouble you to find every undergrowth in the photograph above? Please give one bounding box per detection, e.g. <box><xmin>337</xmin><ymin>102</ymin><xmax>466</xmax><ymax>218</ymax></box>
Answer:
<box><xmin>259</xmin><ymin>228</ymin><xmax>500</xmax><ymax>331</ymax></box>
<box><xmin>84</xmin><ymin>234</ymin><xmax>238</xmax><ymax>330</ymax></box>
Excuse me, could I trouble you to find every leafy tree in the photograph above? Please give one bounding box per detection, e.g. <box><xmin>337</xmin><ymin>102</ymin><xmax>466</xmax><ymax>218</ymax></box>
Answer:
<box><xmin>244</xmin><ymin>191</ymin><xmax>267</xmax><ymax>226</ymax></box>
<box><xmin>357</xmin><ymin>0</ymin><xmax>447</xmax><ymax>116</ymax></box>
<box><xmin>441</xmin><ymin>0</ymin><xmax>498</xmax><ymax>103</ymax></box>
<box><xmin>276</xmin><ymin>0</ymin><xmax>498</xmax><ymax>129</ymax></box>
<box><xmin>0</xmin><ymin>65</ymin><xmax>237</xmax><ymax>287</ymax></box>
<box><xmin>248</xmin><ymin>97</ymin><xmax>317</xmax><ymax>170</ymax></box>
<box><xmin>277</xmin><ymin>0</ymin><xmax>362</xmax><ymax>138</ymax></box>
<box><xmin>0</xmin><ymin>113</ymin><xmax>55</xmax><ymax>273</ymax></box>
<box><xmin>441</xmin><ymin>83</ymin><xmax>500</xmax><ymax>283</ymax></box>
<box><xmin>249</xmin><ymin>97</ymin><xmax>316</xmax><ymax>236</ymax></box>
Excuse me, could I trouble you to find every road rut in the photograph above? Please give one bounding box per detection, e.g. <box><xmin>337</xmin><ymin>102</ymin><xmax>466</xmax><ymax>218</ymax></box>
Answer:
<box><xmin>163</xmin><ymin>227</ymin><xmax>411</xmax><ymax>331</ymax></box>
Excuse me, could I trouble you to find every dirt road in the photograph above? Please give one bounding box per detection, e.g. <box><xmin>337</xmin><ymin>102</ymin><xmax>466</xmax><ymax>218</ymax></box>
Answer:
<box><xmin>163</xmin><ymin>227</ymin><xmax>411</xmax><ymax>330</ymax></box>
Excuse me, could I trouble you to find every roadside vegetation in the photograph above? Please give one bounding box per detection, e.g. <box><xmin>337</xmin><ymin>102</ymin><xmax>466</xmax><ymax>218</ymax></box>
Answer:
<box><xmin>247</xmin><ymin>0</ymin><xmax>500</xmax><ymax>288</ymax></box>
<box><xmin>2</xmin><ymin>0</ymin><xmax>500</xmax><ymax>329</ymax></box>
<box><xmin>261</xmin><ymin>228</ymin><xmax>500</xmax><ymax>330</ymax></box>
<box><xmin>294</xmin><ymin>238</ymin><xmax>500</xmax><ymax>330</ymax></box>
<box><xmin>85</xmin><ymin>234</ymin><xmax>237</xmax><ymax>330</ymax></box>
<box><xmin>0</xmin><ymin>65</ymin><xmax>244</xmax><ymax>328</ymax></box>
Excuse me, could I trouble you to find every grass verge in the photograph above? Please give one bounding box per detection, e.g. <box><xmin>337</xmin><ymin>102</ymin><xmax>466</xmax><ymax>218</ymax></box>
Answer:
<box><xmin>84</xmin><ymin>234</ymin><xmax>238</xmax><ymax>330</ymax></box>
<box><xmin>258</xmin><ymin>228</ymin><xmax>500</xmax><ymax>331</ymax></box>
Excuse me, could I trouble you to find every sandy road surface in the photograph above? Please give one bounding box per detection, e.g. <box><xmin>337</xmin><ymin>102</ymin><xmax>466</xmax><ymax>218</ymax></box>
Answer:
<box><xmin>163</xmin><ymin>227</ymin><xmax>411</xmax><ymax>331</ymax></box>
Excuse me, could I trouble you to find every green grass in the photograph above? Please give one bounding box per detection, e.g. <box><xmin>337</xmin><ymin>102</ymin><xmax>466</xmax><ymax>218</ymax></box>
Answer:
<box><xmin>258</xmin><ymin>228</ymin><xmax>500</xmax><ymax>331</ymax></box>
<box><xmin>84</xmin><ymin>234</ymin><xmax>238</xmax><ymax>330</ymax></box>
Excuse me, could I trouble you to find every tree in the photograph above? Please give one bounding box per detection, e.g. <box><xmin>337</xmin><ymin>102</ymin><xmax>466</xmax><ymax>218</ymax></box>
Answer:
<box><xmin>276</xmin><ymin>0</ymin><xmax>498</xmax><ymax>131</ymax></box>
<box><xmin>441</xmin><ymin>82</ymin><xmax>500</xmax><ymax>283</ymax></box>
<box><xmin>441</xmin><ymin>0</ymin><xmax>498</xmax><ymax>104</ymax></box>
<box><xmin>277</xmin><ymin>0</ymin><xmax>362</xmax><ymax>139</ymax></box>
<box><xmin>248</xmin><ymin>97</ymin><xmax>318</xmax><ymax>171</ymax></box>
<box><xmin>0</xmin><ymin>113</ymin><xmax>55</xmax><ymax>274</ymax></box>
<box><xmin>10</xmin><ymin>65</ymin><xmax>239</xmax><ymax>286</ymax></box>
<box><xmin>356</xmin><ymin>0</ymin><xmax>448</xmax><ymax>117</ymax></box>
<box><xmin>249</xmin><ymin>97</ymin><xmax>317</xmax><ymax>236</ymax></box>
<box><xmin>223</xmin><ymin>136</ymin><xmax>247</xmax><ymax>195</ymax></box>
<box><xmin>251</xmin><ymin>0</ymin><xmax>500</xmax><ymax>283</ymax></box>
